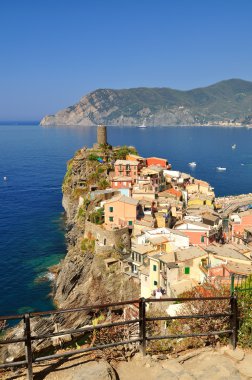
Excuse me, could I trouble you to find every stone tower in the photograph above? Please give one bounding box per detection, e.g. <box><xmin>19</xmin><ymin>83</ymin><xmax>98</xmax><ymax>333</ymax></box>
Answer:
<box><xmin>97</xmin><ymin>125</ymin><xmax>107</xmax><ymax>145</ymax></box>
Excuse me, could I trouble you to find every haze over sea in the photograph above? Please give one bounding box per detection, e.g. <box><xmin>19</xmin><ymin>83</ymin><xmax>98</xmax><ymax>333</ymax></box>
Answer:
<box><xmin>1</xmin><ymin>124</ymin><xmax>252</xmax><ymax>316</ymax></box>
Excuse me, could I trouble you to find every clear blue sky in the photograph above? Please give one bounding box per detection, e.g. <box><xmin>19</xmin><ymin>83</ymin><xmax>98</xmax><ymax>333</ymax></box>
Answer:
<box><xmin>1</xmin><ymin>0</ymin><xmax>252</xmax><ymax>120</ymax></box>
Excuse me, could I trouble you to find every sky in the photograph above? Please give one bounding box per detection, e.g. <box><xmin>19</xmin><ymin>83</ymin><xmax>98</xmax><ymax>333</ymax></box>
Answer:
<box><xmin>1</xmin><ymin>0</ymin><xmax>252</xmax><ymax>121</ymax></box>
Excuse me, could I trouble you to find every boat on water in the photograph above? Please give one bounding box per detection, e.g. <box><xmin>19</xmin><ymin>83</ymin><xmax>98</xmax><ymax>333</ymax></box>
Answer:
<box><xmin>232</xmin><ymin>144</ymin><xmax>236</xmax><ymax>149</ymax></box>
<box><xmin>138</xmin><ymin>118</ymin><xmax>147</xmax><ymax>128</ymax></box>
<box><xmin>188</xmin><ymin>162</ymin><xmax>197</xmax><ymax>167</ymax></box>
<box><xmin>216</xmin><ymin>167</ymin><xmax>226</xmax><ymax>171</ymax></box>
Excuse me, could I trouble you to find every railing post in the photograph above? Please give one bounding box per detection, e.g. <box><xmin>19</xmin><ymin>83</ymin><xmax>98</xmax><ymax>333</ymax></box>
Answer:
<box><xmin>24</xmin><ymin>313</ymin><xmax>33</xmax><ymax>380</ymax></box>
<box><xmin>139</xmin><ymin>297</ymin><xmax>146</xmax><ymax>355</ymax></box>
<box><xmin>230</xmin><ymin>295</ymin><xmax>238</xmax><ymax>350</ymax></box>
<box><xmin>230</xmin><ymin>273</ymin><xmax>235</xmax><ymax>295</ymax></box>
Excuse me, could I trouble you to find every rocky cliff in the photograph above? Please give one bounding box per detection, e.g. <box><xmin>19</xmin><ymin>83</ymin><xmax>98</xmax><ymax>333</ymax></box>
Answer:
<box><xmin>54</xmin><ymin>145</ymin><xmax>139</xmax><ymax>308</ymax></box>
<box><xmin>40</xmin><ymin>79</ymin><xmax>252</xmax><ymax>127</ymax></box>
<box><xmin>0</xmin><ymin>143</ymin><xmax>139</xmax><ymax>362</ymax></box>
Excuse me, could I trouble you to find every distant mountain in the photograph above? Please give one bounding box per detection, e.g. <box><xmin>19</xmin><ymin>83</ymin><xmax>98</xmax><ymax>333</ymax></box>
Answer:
<box><xmin>40</xmin><ymin>79</ymin><xmax>252</xmax><ymax>127</ymax></box>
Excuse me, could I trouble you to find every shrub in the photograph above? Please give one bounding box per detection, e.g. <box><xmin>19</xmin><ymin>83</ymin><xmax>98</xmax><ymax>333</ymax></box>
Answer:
<box><xmin>81</xmin><ymin>238</ymin><xmax>95</xmax><ymax>253</ymax></box>
<box><xmin>237</xmin><ymin>275</ymin><xmax>252</xmax><ymax>347</ymax></box>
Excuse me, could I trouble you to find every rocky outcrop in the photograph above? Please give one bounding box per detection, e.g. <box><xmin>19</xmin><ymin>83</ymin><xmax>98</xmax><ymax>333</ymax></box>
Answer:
<box><xmin>40</xmin><ymin>79</ymin><xmax>252</xmax><ymax>127</ymax></box>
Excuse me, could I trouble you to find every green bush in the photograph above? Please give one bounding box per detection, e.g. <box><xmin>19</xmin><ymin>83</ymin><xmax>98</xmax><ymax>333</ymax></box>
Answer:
<box><xmin>237</xmin><ymin>275</ymin><xmax>252</xmax><ymax>347</ymax></box>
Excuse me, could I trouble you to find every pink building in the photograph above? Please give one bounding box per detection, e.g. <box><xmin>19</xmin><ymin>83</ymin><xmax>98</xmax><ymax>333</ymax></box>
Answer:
<box><xmin>111</xmin><ymin>176</ymin><xmax>133</xmax><ymax>189</ymax></box>
<box><xmin>230</xmin><ymin>210</ymin><xmax>252</xmax><ymax>242</ymax></box>
<box><xmin>104</xmin><ymin>195</ymin><xmax>140</xmax><ymax>228</ymax></box>
<box><xmin>175</xmin><ymin>221</ymin><xmax>217</xmax><ymax>246</ymax></box>
<box><xmin>114</xmin><ymin>160</ymin><xmax>140</xmax><ymax>181</ymax></box>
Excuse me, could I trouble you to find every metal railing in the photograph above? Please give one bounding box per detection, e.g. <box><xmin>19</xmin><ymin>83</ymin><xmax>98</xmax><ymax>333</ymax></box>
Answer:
<box><xmin>0</xmin><ymin>295</ymin><xmax>237</xmax><ymax>380</ymax></box>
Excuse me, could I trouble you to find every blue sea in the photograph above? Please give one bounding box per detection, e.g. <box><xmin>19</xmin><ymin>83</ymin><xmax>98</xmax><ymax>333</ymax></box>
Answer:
<box><xmin>0</xmin><ymin>124</ymin><xmax>252</xmax><ymax>316</ymax></box>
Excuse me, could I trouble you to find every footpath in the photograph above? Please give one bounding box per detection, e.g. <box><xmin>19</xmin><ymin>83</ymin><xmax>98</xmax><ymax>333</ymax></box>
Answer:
<box><xmin>2</xmin><ymin>345</ymin><xmax>252</xmax><ymax>380</ymax></box>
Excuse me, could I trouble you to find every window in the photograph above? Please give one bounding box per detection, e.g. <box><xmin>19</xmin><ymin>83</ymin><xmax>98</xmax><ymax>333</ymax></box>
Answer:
<box><xmin>153</xmin><ymin>265</ymin><xmax>157</xmax><ymax>272</ymax></box>
<box><xmin>128</xmin><ymin>221</ymin><xmax>133</xmax><ymax>226</ymax></box>
<box><xmin>201</xmin><ymin>236</ymin><xmax>205</xmax><ymax>243</ymax></box>
<box><xmin>154</xmin><ymin>280</ymin><xmax>158</xmax><ymax>286</ymax></box>
<box><xmin>109</xmin><ymin>207</ymin><xmax>113</xmax><ymax>212</ymax></box>
<box><xmin>184</xmin><ymin>267</ymin><xmax>190</xmax><ymax>275</ymax></box>
<box><xmin>109</xmin><ymin>216</ymin><xmax>113</xmax><ymax>222</ymax></box>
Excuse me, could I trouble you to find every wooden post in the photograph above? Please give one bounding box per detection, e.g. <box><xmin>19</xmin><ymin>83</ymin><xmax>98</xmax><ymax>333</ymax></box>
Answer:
<box><xmin>24</xmin><ymin>314</ymin><xmax>33</xmax><ymax>380</ymax></box>
<box><xmin>139</xmin><ymin>298</ymin><xmax>146</xmax><ymax>355</ymax></box>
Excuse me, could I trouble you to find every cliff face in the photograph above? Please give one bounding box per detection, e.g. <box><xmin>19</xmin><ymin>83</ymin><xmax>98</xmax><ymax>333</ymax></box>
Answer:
<box><xmin>40</xmin><ymin>79</ymin><xmax>252</xmax><ymax>127</ymax></box>
<box><xmin>54</xmin><ymin>145</ymin><xmax>139</xmax><ymax>309</ymax></box>
<box><xmin>0</xmin><ymin>144</ymin><xmax>139</xmax><ymax>363</ymax></box>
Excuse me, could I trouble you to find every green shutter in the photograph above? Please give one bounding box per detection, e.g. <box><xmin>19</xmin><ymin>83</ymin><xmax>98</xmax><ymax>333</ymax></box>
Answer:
<box><xmin>184</xmin><ymin>267</ymin><xmax>190</xmax><ymax>274</ymax></box>
<box><xmin>128</xmin><ymin>220</ymin><xmax>133</xmax><ymax>226</ymax></box>
<box><xmin>154</xmin><ymin>280</ymin><xmax>158</xmax><ymax>286</ymax></box>
<box><xmin>201</xmin><ymin>236</ymin><xmax>205</xmax><ymax>243</ymax></box>
<box><xmin>109</xmin><ymin>207</ymin><xmax>113</xmax><ymax>212</ymax></box>
<box><xmin>109</xmin><ymin>216</ymin><xmax>113</xmax><ymax>222</ymax></box>
<box><xmin>153</xmin><ymin>265</ymin><xmax>157</xmax><ymax>272</ymax></box>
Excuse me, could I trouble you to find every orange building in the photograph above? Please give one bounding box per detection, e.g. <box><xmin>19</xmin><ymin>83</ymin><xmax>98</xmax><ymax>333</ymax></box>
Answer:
<box><xmin>104</xmin><ymin>195</ymin><xmax>140</xmax><ymax>228</ymax></box>
<box><xmin>111</xmin><ymin>176</ymin><xmax>133</xmax><ymax>189</ymax></box>
<box><xmin>146</xmin><ymin>157</ymin><xmax>171</xmax><ymax>169</ymax></box>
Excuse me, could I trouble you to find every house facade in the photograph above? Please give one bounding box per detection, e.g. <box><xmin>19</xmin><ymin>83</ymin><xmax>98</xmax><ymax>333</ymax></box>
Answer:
<box><xmin>114</xmin><ymin>160</ymin><xmax>140</xmax><ymax>181</ymax></box>
<box><xmin>104</xmin><ymin>195</ymin><xmax>140</xmax><ymax>228</ymax></box>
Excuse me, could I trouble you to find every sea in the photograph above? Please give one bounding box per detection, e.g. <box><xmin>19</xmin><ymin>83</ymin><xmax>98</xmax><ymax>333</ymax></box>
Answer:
<box><xmin>0</xmin><ymin>124</ymin><xmax>252</xmax><ymax>316</ymax></box>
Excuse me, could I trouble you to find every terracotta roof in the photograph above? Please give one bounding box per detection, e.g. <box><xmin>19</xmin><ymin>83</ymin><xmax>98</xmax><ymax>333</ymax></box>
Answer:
<box><xmin>167</xmin><ymin>188</ymin><xmax>182</xmax><ymax>197</ymax></box>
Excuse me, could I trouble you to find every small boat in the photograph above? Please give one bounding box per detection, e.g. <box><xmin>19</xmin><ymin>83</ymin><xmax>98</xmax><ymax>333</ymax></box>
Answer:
<box><xmin>216</xmin><ymin>167</ymin><xmax>226</xmax><ymax>171</ymax></box>
<box><xmin>138</xmin><ymin>122</ymin><xmax>146</xmax><ymax>129</ymax></box>
<box><xmin>188</xmin><ymin>162</ymin><xmax>197</xmax><ymax>167</ymax></box>
<box><xmin>3</xmin><ymin>176</ymin><xmax>7</xmax><ymax>181</ymax></box>
<box><xmin>232</xmin><ymin>144</ymin><xmax>236</xmax><ymax>149</ymax></box>
<box><xmin>138</xmin><ymin>118</ymin><xmax>147</xmax><ymax>128</ymax></box>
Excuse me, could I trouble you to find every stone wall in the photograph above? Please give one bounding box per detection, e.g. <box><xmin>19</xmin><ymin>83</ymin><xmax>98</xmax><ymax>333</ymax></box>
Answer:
<box><xmin>84</xmin><ymin>221</ymin><xmax>131</xmax><ymax>252</ymax></box>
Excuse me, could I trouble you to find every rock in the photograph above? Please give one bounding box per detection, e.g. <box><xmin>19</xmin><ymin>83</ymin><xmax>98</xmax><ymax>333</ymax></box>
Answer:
<box><xmin>224</xmin><ymin>347</ymin><xmax>245</xmax><ymax>362</ymax></box>
<box><xmin>43</xmin><ymin>360</ymin><xmax>116</xmax><ymax>380</ymax></box>
<box><xmin>162</xmin><ymin>359</ymin><xmax>185</xmax><ymax>376</ymax></box>
<box><xmin>179</xmin><ymin>374</ymin><xmax>196</xmax><ymax>380</ymax></box>
<box><xmin>237</xmin><ymin>353</ymin><xmax>252</xmax><ymax>378</ymax></box>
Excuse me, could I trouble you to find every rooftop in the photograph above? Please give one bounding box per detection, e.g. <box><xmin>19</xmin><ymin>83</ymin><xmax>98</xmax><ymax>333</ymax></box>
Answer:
<box><xmin>206</xmin><ymin>245</ymin><xmax>251</xmax><ymax>262</ymax></box>
<box><xmin>115</xmin><ymin>160</ymin><xmax>139</xmax><ymax>165</ymax></box>
<box><xmin>131</xmin><ymin>244</ymin><xmax>154</xmax><ymax>255</ymax></box>
<box><xmin>175</xmin><ymin>246</ymin><xmax>208</xmax><ymax>262</ymax></box>
<box><xmin>224</xmin><ymin>261</ymin><xmax>252</xmax><ymax>275</ymax></box>
<box><xmin>105</xmin><ymin>195</ymin><xmax>139</xmax><ymax>206</ymax></box>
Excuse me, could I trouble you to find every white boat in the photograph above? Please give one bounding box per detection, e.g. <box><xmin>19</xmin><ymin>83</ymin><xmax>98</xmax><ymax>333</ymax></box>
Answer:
<box><xmin>232</xmin><ymin>144</ymin><xmax>236</xmax><ymax>149</ymax></box>
<box><xmin>188</xmin><ymin>162</ymin><xmax>197</xmax><ymax>167</ymax></box>
<box><xmin>138</xmin><ymin>118</ymin><xmax>147</xmax><ymax>128</ymax></box>
<box><xmin>138</xmin><ymin>122</ymin><xmax>146</xmax><ymax>129</ymax></box>
<box><xmin>216</xmin><ymin>167</ymin><xmax>226</xmax><ymax>171</ymax></box>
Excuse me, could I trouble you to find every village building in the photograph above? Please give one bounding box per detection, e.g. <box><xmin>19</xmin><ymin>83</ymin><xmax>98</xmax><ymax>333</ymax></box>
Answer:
<box><xmin>229</xmin><ymin>209</ymin><xmax>252</xmax><ymax>243</ymax></box>
<box><xmin>146</xmin><ymin>246</ymin><xmax>208</xmax><ymax>297</ymax></box>
<box><xmin>114</xmin><ymin>160</ymin><xmax>140</xmax><ymax>181</ymax></box>
<box><xmin>126</xmin><ymin>154</ymin><xmax>146</xmax><ymax>168</ymax></box>
<box><xmin>142</xmin><ymin>227</ymin><xmax>190</xmax><ymax>250</ymax></box>
<box><xmin>103</xmin><ymin>195</ymin><xmax>142</xmax><ymax>229</ymax></box>
<box><xmin>146</xmin><ymin>156</ymin><xmax>171</xmax><ymax>169</ymax></box>
<box><xmin>130</xmin><ymin>244</ymin><xmax>154</xmax><ymax>275</ymax></box>
<box><xmin>174</xmin><ymin>221</ymin><xmax>218</xmax><ymax>246</ymax></box>
<box><xmin>110</xmin><ymin>176</ymin><xmax>133</xmax><ymax>197</ymax></box>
